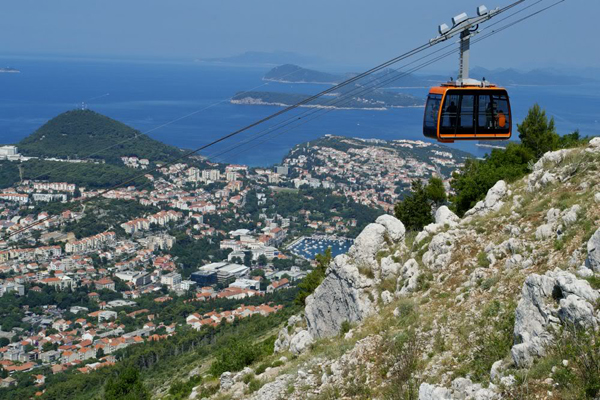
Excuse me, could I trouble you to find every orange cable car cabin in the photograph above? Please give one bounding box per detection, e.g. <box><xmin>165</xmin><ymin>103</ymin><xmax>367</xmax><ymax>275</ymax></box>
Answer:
<box><xmin>423</xmin><ymin>83</ymin><xmax>512</xmax><ymax>143</ymax></box>
<box><xmin>423</xmin><ymin>6</ymin><xmax>514</xmax><ymax>143</ymax></box>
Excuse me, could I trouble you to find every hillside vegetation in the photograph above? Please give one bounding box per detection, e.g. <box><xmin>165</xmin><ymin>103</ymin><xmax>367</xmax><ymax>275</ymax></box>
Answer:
<box><xmin>18</xmin><ymin>110</ymin><xmax>183</xmax><ymax>164</ymax></box>
<box><xmin>180</xmin><ymin>108</ymin><xmax>600</xmax><ymax>400</ymax></box>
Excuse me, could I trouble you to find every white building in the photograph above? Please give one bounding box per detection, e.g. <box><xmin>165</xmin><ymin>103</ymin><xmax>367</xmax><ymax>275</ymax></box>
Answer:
<box><xmin>160</xmin><ymin>272</ymin><xmax>182</xmax><ymax>288</ymax></box>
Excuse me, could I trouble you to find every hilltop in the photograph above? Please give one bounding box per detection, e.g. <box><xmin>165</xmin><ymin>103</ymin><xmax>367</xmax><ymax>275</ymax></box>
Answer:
<box><xmin>185</xmin><ymin>138</ymin><xmax>600</xmax><ymax>399</ymax></box>
<box><xmin>18</xmin><ymin>110</ymin><xmax>183</xmax><ymax>164</ymax></box>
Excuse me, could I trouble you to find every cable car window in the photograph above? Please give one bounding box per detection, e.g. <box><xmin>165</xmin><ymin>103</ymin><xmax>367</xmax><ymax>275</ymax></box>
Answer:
<box><xmin>424</xmin><ymin>94</ymin><xmax>441</xmax><ymax>128</ymax></box>
<box><xmin>441</xmin><ymin>94</ymin><xmax>460</xmax><ymax>128</ymax></box>
<box><xmin>478</xmin><ymin>95</ymin><xmax>493</xmax><ymax>128</ymax></box>
<box><xmin>492</xmin><ymin>94</ymin><xmax>510</xmax><ymax>129</ymax></box>
<box><xmin>459</xmin><ymin>95</ymin><xmax>474</xmax><ymax>128</ymax></box>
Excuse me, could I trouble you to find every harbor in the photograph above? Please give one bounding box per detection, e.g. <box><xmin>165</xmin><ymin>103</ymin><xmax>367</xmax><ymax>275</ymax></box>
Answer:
<box><xmin>287</xmin><ymin>235</ymin><xmax>354</xmax><ymax>260</ymax></box>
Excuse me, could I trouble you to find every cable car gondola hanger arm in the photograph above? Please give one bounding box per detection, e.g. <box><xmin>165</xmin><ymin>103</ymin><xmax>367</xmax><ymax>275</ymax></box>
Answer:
<box><xmin>430</xmin><ymin>2</ymin><xmax>524</xmax><ymax>86</ymax></box>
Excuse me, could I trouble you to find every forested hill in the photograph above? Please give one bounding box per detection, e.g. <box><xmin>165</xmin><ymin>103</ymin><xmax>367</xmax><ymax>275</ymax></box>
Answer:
<box><xmin>18</xmin><ymin>110</ymin><xmax>183</xmax><ymax>164</ymax></box>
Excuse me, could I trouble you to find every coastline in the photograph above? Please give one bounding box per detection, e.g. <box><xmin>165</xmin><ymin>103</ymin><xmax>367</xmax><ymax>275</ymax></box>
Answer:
<box><xmin>231</xmin><ymin>97</ymin><xmax>424</xmax><ymax>111</ymax></box>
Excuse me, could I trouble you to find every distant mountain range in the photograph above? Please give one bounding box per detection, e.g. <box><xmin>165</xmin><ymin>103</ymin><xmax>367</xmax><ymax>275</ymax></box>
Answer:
<box><xmin>197</xmin><ymin>51</ymin><xmax>321</xmax><ymax>66</ymax></box>
<box><xmin>262</xmin><ymin>64</ymin><xmax>592</xmax><ymax>87</ymax></box>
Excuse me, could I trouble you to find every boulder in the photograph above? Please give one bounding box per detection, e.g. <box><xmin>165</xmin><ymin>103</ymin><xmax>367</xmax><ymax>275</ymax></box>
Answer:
<box><xmin>595</xmin><ymin>193</ymin><xmax>600</xmax><ymax>204</ymax></box>
<box><xmin>288</xmin><ymin>330</ymin><xmax>314</xmax><ymax>355</ymax></box>
<box><xmin>423</xmin><ymin>232</ymin><xmax>454</xmax><ymax>270</ymax></box>
<box><xmin>561</xmin><ymin>205</ymin><xmax>580</xmax><ymax>226</ymax></box>
<box><xmin>511</xmin><ymin>269</ymin><xmax>599</xmax><ymax>367</ymax></box>
<box><xmin>464</xmin><ymin>180</ymin><xmax>507</xmax><ymax>217</ymax></box>
<box><xmin>375</xmin><ymin>214</ymin><xmax>406</xmax><ymax>242</ymax></box>
<box><xmin>532</xmin><ymin>149</ymin><xmax>571</xmax><ymax>171</ymax></box>
<box><xmin>381</xmin><ymin>290</ymin><xmax>393</xmax><ymax>305</ymax></box>
<box><xmin>305</xmin><ymin>254</ymin><xmax>377</xmax><ymax>339</ymax></box>
<box><xmin>435</xmin><ymin>206</ymin><xmax>460</xmax><ymax>227</ymax></box>
<box><xmin>418</xmin><ymin>383</ymin><xmax>452</xmax><ymax>400</ymax></box>
<box><xmin>348</xmin><ymin>223</ymin><xmax>387</xmax><ymax>266</ymax></box>
<box><xmin>219</xmin><ymin>372</ymin><xmax>233</xmax><ymax>391</ymax></box>
<box><xmin>585</xmin><ymin>227</ymin><xmax>600</xmax><ymax>273</ymax></box>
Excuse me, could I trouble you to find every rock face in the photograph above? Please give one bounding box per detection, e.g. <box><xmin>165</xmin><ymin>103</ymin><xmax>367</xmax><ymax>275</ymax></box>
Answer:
<box><xmin>305</xmin><ymin>215</ymin><xmax>405</xmax><ymax>339</ymax></box>
<box><xmin>585</xmin><ymin>227</ymin><xmax>600</xmax><ymax>272</ymax></box>
<box><xmin>511</xmin><ymin>269</ymin><xmax>599</xmax><ymax>367</ymax></box>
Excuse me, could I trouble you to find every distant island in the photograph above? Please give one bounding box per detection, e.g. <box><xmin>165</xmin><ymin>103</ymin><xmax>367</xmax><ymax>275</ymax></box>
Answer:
<box><xmin>261</xmin><ymin>64</ymin><xmax>592</xmax><ymax>87</ymax></box>
<box><xmin>231</xmin><ymin>89</ymin><xmax>423</xmax><ymax>110</ymax></box>
<box><xmin>0</xmin><ymin>67</ymin><xmax>20</xmax><ymax>73</ymax></box>
<box><xmin>263</xmin><ymin>64</ymin><xmax>346</xmax><ymax>84</ymax></box>
<box><xmin>196</xmin><ymin>51</ymin><xmax>321</xmax><ymax>66</ymax></box>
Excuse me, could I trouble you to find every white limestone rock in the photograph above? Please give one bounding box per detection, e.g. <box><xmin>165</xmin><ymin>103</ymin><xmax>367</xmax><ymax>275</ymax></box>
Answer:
<box><xmin>288</xmin><ymin>330</ymin><xmax>314</xmax><ymax>355</ymax></box>
<box><xmin>304</xmin><ymin>254</ymin><xmax>377</xmax><ymax>339</ymax></box>
<box><xmin>375</xmin><ymin>214</ymin><xmax>406</xmax><ymax>242</ymax></box>
<box><xmin>220</xmin><ymin>372</ymin><xmax>233</xmax><ymax>391</ymax></box>
<box><xmin>397</xmin><ymin>258</ymin><xmax>421</xmax><ymax>295</ymax></box>
<box><xmin>585</xmin><ymin>227</ymin><xmax>600</xmax><ymax>273</ymax></box>
<box><xmin>504</xmin><ymin>254</ymin><xmax>523</xmax><ymax>270</ymax></box>
<box><xmin>380</xmin><ymin>256</ymin><xmax>401</xmax><ymax>279</ymax></box>
<box><xmin>511</xmin><ymin>269</ymin><xmax>599</xmax><ymax>367</ymax></box>
<box><xmin>595</xmin><ymin>193</ymin><xmax>600</xmax><ymax>204</ymax></box>
<box><xmin>274</xmin><ymin>315</ymin><xmax>302</xmax><ymax>353</ymax></box>
<box><xmin>561</xmin><ymin>205</ymin><xmax>580</xmax><ymax>226</ymax></box>
<box><xmin>435</xmin><ymin>206</ymin><xmax>460</xmax><ymax>227</ymax></box>
<box><xmin>464</xmin><ymin>180</ymin><xmax>507</xmax><ymax>217</ymax></box>
<box><xmin>381</xmin><ymin>290</ymin><xmax>393</xmax><ymax>305</ymax></box>
<box><xmin>418</xmin><ymin>383</ymin><xmax>452</xmax><ymax>400</ymax></box>
<box><xmin>423</xmin><ymin>232</ymin><xmax>454</xmax><ymax>270</ymax></box>
<box><xmin>348</xmin><ymin>223</ymin><xmax>387</xmax><ymax>266</ymax></box>
<box><xmin>249</xmin><ymin>375</ymin><xmax>292</xmax><ymax>400</ymax></box>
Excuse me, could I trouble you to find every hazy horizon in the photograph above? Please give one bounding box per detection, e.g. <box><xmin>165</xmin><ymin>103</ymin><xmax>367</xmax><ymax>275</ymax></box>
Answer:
<box><xmin>1</xmin><ymin>0</ymin><xmax>597</xmax><ymax>71</ymax></box>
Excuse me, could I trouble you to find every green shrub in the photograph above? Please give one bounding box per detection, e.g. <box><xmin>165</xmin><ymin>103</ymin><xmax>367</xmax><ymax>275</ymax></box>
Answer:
<box><xmin>477</xmin><ymin>252</ymin><xmax>491</xmax><ymax>268</ymax></box>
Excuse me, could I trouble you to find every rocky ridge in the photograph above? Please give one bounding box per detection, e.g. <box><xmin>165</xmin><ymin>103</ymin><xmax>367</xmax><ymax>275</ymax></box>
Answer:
<box><xmin>193</xmin><ymin>138</ymin><xmax>600</xmax><ymax>399</ymax></box>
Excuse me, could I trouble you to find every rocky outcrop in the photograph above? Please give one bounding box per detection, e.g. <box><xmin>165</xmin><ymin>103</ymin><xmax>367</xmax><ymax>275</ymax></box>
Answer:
<box><xmin>305</xmin><ymin>215</ymin><xmax>405</xmax><ymax>339</ymax></box>
<box><xmin>511</xmin><ymin>269</ymin><xmax>599</xmax><ymax>367</ymax></box>
<box><xmin>464</xmin><ymin>180</ymin><xmax>507</xmax><ymax>218</ymax></box>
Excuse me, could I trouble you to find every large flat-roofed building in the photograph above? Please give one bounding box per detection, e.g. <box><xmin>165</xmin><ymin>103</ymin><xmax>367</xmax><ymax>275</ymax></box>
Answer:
<box><xmin>196</xmin><ymin>262</ymin><xmax>249</xmax><ymax>284</ymax></box>
<box><xmin>190</xmin><ymin>271</ymin><xmax>218</xmax><ymax>286</ymax></box>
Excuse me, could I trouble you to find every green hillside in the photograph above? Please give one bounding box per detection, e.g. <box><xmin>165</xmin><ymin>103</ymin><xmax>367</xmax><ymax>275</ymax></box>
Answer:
<box><xmin>18</xmin><ymin>109</ymin><xmax>183</xmax><ymax>164</ymax></box>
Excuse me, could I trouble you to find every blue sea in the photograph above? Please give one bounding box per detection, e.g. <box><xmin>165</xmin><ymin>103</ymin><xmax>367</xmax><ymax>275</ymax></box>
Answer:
<box><xmin>0</xmin><ymin>55</ymin><xmax>599</xmax><ymax>166</ymax></box>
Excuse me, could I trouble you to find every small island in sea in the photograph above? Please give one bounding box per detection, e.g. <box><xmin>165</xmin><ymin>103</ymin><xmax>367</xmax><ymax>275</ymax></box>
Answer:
<box><xmin>0</xmin><ymin>67</ymin><xmax>20</xmax><ymax>73</ymax></box>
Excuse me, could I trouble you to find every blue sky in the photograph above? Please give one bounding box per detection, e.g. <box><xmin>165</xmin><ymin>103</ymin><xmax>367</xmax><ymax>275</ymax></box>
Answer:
<box><xmin>1</xmin><ymin>0</ymin><xmax>596</xmax><ymax>70</ymax></box>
